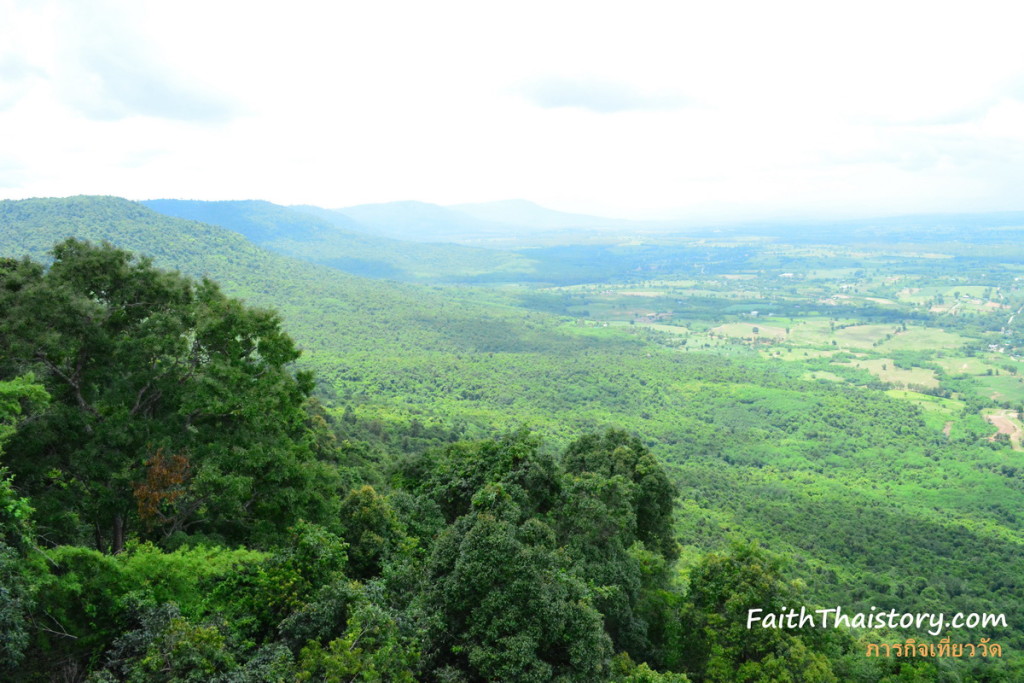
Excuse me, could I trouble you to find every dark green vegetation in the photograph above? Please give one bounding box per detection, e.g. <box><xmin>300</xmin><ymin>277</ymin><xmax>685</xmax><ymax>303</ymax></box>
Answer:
<box><xmin>2</xmin><ymin>196</ymin><xmax>1023</xmax><ymax>680</ymax></box>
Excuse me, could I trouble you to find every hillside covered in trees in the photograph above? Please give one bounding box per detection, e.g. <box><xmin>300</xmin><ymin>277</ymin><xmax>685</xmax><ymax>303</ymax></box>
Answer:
<box><xmin>1</xmin><ymin>197</ymin><xmax>1022</xmax><ymax>681</ymax></box>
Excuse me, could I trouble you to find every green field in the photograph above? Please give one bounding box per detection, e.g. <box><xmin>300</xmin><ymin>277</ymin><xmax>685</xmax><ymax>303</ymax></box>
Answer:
<box><xmin>710</xmin><ymin>322</ymin><xmax>788</xmax><ymax>340</ymax></box>
<box><xmin>801</xmin><ymin>370</ymin><xmax>846</xmax><ymax>383</ymax></box>
<box><xmin>976</xmin><ymin>374</ymin><xmax>1024</xmax><ymax>403</ymax></box>
<box><xmin>876</xmin><ymin>326</ymin><xmax>967</xmax><ymax>351</ymax></box>
<box><xmin>842</xmin><ymin>358</ymin><xmax>939</xmax><ymax>388</ymax></box>
<box><xmin>934</xmin><ymin>355</ymin><xmax>996</xmax><ymax>376</ymax></box>
<box><xmin>833</xmin><ymin>323</ymin><xmax>899</xmax><ymax>348</ymax></box>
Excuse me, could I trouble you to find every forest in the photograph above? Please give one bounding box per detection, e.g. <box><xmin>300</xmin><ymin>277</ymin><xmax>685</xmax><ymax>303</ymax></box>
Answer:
<box><xmin>1</xmin><ymin>196</ymin><xmax>1023</xmax><ymax>681</ymax></box>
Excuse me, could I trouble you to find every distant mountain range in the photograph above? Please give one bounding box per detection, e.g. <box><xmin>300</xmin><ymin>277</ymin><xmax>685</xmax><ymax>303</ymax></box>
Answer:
<box><xmin>450</xmin><ymin>199</ymin><xmax>642</xmax><ymax>230</ymax></box>
<box><xmin>11</xmin><ymin>195</ymin><xmax>1024</xmax><ymax>292</ymax></box>
<box><xmin>294</xmin><ymin>198</ymin><xmax>639</xmax><ymax>244</ymax></box>
<box><xmin>0</xmin><ymin>195</ymin><xmax>557</xmax><ymax>367</ymax></box>
<box><xmin>138</xmin><ymin>198</ymin><xmax>689</xmax><ymax>282</ymax></box>
<box><xmin>145</xmin><ymin>196</ymin><xmax>1024</xmax><ymax>249</ymax></box>
<box><xmin>144</xmin><ymin>198</ymin><xmax>632</xmax><ymax>247</ymax></box>
<box><xmin>141</xmin><ymin>199</ymin><xmax>538</xmax><ymax>281</ymax></box>
<box><xmin>324</xmin><ymin>200</ymin><xmax>510</xmax><ymax>242</ymax></box>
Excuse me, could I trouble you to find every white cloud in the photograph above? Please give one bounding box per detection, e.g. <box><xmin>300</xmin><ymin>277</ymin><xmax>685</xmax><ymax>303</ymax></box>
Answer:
<box><xmin>518</xmin><ymin>76</ymin><xmax>693</xmax><ymax>113</ymax></box>
<box><xmin>2</xmin><ymin>0</ymin><xmax>1024</xmax><ymax>219</ymax></box>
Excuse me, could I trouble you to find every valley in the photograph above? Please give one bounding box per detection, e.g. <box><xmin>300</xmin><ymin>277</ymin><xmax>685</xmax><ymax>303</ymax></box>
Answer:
<box><xmin>2</xmin><ymin>196</ymin><xmax>1023</xmax><ymax>680</ymax></box>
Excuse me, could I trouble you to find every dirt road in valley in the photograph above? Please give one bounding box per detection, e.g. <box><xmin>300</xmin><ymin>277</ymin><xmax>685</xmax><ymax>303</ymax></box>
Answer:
<box><xmin>986</xmin><ymin>411</ymin><xmax>1023</xmax><ymax>451</ymax></box>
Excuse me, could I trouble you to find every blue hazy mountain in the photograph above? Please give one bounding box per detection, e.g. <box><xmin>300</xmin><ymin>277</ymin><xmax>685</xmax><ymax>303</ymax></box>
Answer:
<box><xmin>449</xmin><ymin>199</ymin><xmax>640</xmax><ymax>230</ymax></box>
<box><xmin>142</xmin><ymin>199</ymin><xmax>537</xmax><ymax>281</ymax></box>
<box><xmin>329</xmin><ymin>200</ymin><xmax>517</xmax><ymax>242</ymax></box>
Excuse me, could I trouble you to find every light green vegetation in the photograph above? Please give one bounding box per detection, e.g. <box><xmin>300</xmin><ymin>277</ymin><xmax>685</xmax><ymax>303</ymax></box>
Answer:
<box><xmin>709</xmin><ymin>322</ymin><xmax>788</xmax><ymax>339</ymax></box>
<box><xmin>934</xmin><ymin>355</ymin><xmax>997</xmax><ymax>376</ymax></box>
<box><xmin>783</xmin><ymin>319</ymin><xmax>847</xmax><ymax>346</ymax></box>
<box><xmin>803</xmin><ymin>267</ymin><xmax>864</xmax><ymax>279</ymax></box>
<box><xmin>977</xmin><ymin>374</ymin><xmax>1024</xmax><ymax>403</ymax></box>
<box><xmin>800</xmin><ymin>370</ymin><xmax>846</xmax><ymax>382</ymax></box>
<box><xmin>763</xmin><ymin>347</ymin><xmax>838</xmax><ymax>361</ymax></box>
<box><xmin>639</xmin><ymin>322</ymin><xmax>692</xmax><ymax>335</ymax></box>
<box><xmin>832</xmin><ymin>324</ymin><xmax>902</xmax><ymax>348</ymax></box>
<box><xmin>875</xmin><ymin>326</ymin><xmax>967</xmax><ymax>351</ymax></box>
<box><xmin>841</xmin><ymin>358</ymin><xmax>939</xmax><ymax>388</ymax></box>
<box><xmin>885</xmin><ymin>390</ymin><xmax>965</xmax><ymax>432</ymax></box>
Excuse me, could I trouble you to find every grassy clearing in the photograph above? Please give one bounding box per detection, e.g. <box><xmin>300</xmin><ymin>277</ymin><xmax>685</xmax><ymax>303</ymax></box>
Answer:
<box><xmin>710</xmin><ymin>322</ymin><xmax>788</xmax><ymax>340</ymax></box>
<box><xmin>943</xmin><ymin>285</ymin><xmax>991</xmax><ymax>298</ymax></box>
<box><xmin>875</xmin><ymin>327</ymin><xmax>966</xmax><ymax>352</ymax></box>
<box><xmin>803</xmin><ymin>267</ymin><xmax>863</xmax><ymax>280</ymax></box>
<box><xmin>895</xmin><ymin>287</ymin><xmax>930</xmax><ymax>304</ymax></box>
<box><xmin>646</xmin><ymin>280</ymin><xmax>700</xmax><ymax>287</ymax></box>
<box><xmin>933</xmin><ymin>356</ymin><xmax>994</xmax><ymax>376</ymax></box>
<box><xmin>985</xmin><ymin>354</ymin><xmax>1024</xmax><ymax>374</ymax></box>
<box><xmin>680</xmin><ymin>332</ymin><xmax>743</xmax><ymax>349</ymax></box>
<box><xmin>886</xmin><ymin>390</ymin><xmax>964</xmax><ymax>433</ymax></box>
<box><xmin>833</xmin><ymin>324</ymin><xmax>899</xmax><ymax>348</ymax></box>
<box><xmin>640</xmin><ymin>323</ymin><xmax>691</xmax><ymax>335</ymax></box>
<box><xmin>760</xmin><ymin>347</ymin><xmax>837</xmax><ymax>361</ymax></box>
<box><xmin>842</xmin><ymin>358</ymin><xmax>939</xmax><ymax>388</ymax></box>
<box><xmin>885</xmin><ymin>390</ymin><xmax>963</xmax><ymax>415</ymax></box>
<box><xmin>786</xmin><ymin>319</ymin><xmax>850</xmax><ymax>346</ymax></box>
<box><xmin>976</xmin><ymin>374</ymin><xmax>1024</xmax><ymax>404</ymax></box>
<box><xmin>801</xmin><ymin>370</ymin><xmax>846</xmax><ymax>383</ymax></box>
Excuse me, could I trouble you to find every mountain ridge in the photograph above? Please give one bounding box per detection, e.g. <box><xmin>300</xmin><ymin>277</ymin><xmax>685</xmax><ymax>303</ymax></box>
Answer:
<box><xmin>141</xmin><ymin>198</ymin><xmax>538</xmax><ymax>282</ymax></box>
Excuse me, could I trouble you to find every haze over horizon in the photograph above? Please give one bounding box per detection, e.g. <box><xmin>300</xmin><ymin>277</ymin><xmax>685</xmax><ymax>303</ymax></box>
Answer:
<box><xmin>3</xmin><ymin>1</ymin><xmax>1024</xmax><ymax>222</ymax></box>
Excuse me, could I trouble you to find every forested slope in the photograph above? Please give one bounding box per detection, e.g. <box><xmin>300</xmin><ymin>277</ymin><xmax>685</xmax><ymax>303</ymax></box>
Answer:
<box><xmin>1</xmin><ymin>196</ymin><xmax>1021</xmax><ymax>680</ymax></box>
<box><xmin>142</xmin><ymin>198</ymin><xmax>538</xmax><ymax>281</ymax></box>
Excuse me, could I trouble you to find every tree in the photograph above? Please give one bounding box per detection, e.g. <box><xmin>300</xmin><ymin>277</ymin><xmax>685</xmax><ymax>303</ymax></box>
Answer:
<box><xmin>679</xmin><ymin>543</ymin><xmax>836</xmax><ymax>683</ymax></box>
<box><xmin>562</xmin><ymin>430</ymin><xmax>678</xmax><ymax>561</ymax></box>
<box><xmin>0</xmin><ymin>240</ymin><xmax>338</xmax><ymax>551</ymax></box>
<box><xmin>337</xmin><ymin>485</ymin><xmax>406</xmax><ymax>580</ymax></box>
<box><xmin>0</xmin><ymin>374</ymin><xmax>48</xmax><ymax>672</ymax></box>
<box><xmin>421</xmin><ymin>499</ymin><xmax>613</xmax><ymax>682</ymax></box>
<box><xmin>394</xmin><ymin>428</ymin><xmax>686</xmax><ymax>679</ymax></box>
<box><xmin>559</xmin><ymin>430</ymin><xmax>680</xmax><ymax>663</ymax></box>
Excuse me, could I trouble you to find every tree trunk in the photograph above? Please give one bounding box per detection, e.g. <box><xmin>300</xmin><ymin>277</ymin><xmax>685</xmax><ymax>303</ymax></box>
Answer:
<box><xmin>112</xmin><ymin>514</ymin><xmax>124</xmax><ymax>554</ymax></box>
<box><xmin>94</xmin><ymin>523</ymin><xmax>105</xmax><ymax>554</ymax></box>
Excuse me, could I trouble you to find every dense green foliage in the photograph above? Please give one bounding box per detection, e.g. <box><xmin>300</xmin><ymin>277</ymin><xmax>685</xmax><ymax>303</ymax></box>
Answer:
<box><xmin>0</xmin><ymin>241</ymin><xmax>693</xmax><ymax>680</ymax></box>
<box><xmin>0</xmin><ymin>240</ymin><xmax>339</xmax><ymax>552</ymax></box>
<box><xmin>2</xmin><ymin>197</ymin><xmax>1023</xmax><ymax>680</ymax></box>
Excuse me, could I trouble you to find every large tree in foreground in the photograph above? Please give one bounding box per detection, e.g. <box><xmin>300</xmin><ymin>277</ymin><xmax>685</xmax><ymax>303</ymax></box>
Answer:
<box><xmin>0</xmin><ymin>239</ymin><xmax>339</xmax><ymax>551</ymax></box>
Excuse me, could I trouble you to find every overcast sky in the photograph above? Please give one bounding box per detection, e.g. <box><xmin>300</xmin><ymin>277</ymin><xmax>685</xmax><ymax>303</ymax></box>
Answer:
<box><xmin>2</xmin><ymin>0</ymin><xmax>1024</xmax><ymax>221</ymax></box>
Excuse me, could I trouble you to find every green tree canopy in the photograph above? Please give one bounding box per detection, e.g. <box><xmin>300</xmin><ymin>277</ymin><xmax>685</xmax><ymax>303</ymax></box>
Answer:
<box><xmin>0</xmin><ymin>240</ymin><xmax>338</xmax><ymax>552</ymax></box>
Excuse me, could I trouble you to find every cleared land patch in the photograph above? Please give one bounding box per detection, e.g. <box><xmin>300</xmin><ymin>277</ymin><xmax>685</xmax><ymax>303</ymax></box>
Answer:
<box><xmin>785</xmin><ymin>319</ymin><xmax>853</xmax><ymax>347</ymax></box>
<box><xmin>985</xmin><ymin>410</ymin><xmax>1023</xmax><ymax>451</ymax></box>
<box><xmin>761</xmin><ymin>348</ymin><xmax>837</xmax><ymax>361</ymax></box>
<box><xmin>976</xmin><ymin>374</ymin><xmax>1024</xmax><ymax>404</ymax></box>
<box><xmin>710</xmin><ymin>323</ymin><xmax>788</xmax><ymax>340</ymax></box>
<box><xmin>842</xmin><ymin>359</ymin><xmax>939</xmax><ymax>388</ymax></box>
<box><xmin>875</xmin><ymin>327</ymin><xmax>965</xmax><ymax>352</ymax></box>
<box><xmin>933</xmin><ymin>356</ymin><xmax>994</xmax><ymax>376</ymax></box>
<box><xmin>832</xmin><ymin>324</ymin><xmax>899</xmax><ymax>348</ymax></box>
<box><xmin>801</xmin><ymin>371</ymin><xmax>846</xmax><ymax>383</ymax></box>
